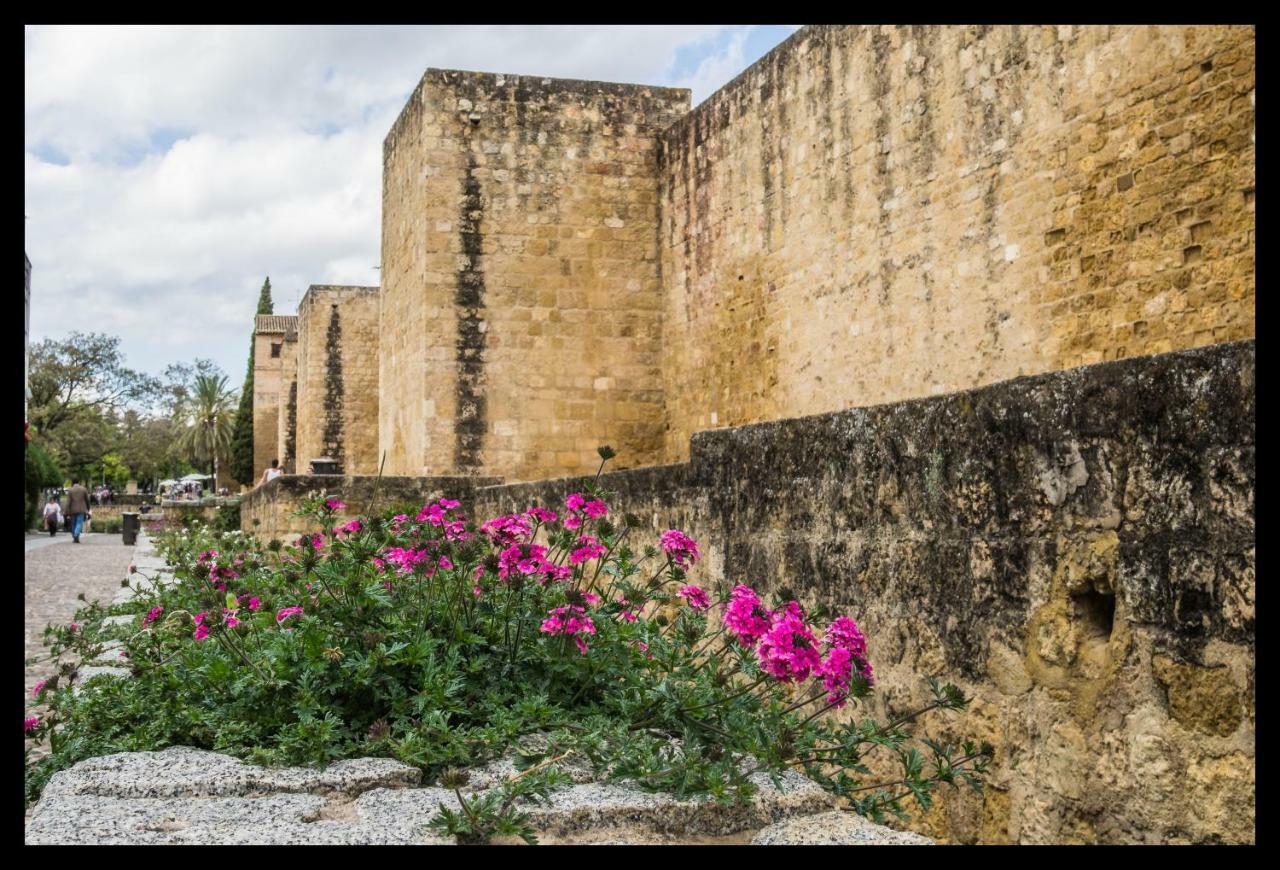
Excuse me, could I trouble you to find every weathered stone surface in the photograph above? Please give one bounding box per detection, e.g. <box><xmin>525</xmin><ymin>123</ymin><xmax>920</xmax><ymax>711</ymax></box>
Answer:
<box><xmin>752</xmin><ymin>811</ymin><xmax>935</xmax><ymax>845</ymax></box>
<box><xmin>72</xmin><ymin>666</ymin><xmax>132</xmax><ymax>686</ymax></box>
<box><xmin>28</xmin><ymin>747</ymin><xmax>836</xmax><ymax>845</ymax></box>
<box><xmin>474</xmin><ymin>341</ymin><xmax>1255</xmax><ymax>845</ymax></box>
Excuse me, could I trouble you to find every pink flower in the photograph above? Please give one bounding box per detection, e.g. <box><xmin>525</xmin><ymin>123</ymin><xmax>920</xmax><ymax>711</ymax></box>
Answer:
<box><xmin>25</xmin><ymin>717</ymin><xmax>39</xmax><ymax>734</ymax></box>
<box><xmin>143</xmin><ymin>606</ymin><xmax>164</xmax><ymax>625</ymax></box>
<box><xmin>247</xmin><ymin>597</ymin><xmax>261</xmax><ymax>611</ymax></box>
<box><xmin>583</xmin><ymin>499</ymin><xmax>608</xmax><ymax>519</ymax></box>
<box><xmin>193</xmin><ymin>611</ymin><xmax>207</xmax><ymax>627</ymax></box>
<box><xmin>223</xmin><ymin>608</ymin><xmax>240</xmax><ymax>628</ymax></box>
<box><xmin>335</xmin><ymin>519</ymin><xmax>363</xmax><ymax>536</ymax></box>
<box><xmin>31</xmin><ymin>680</ymin><xmax>48</xmax><ymax>698</ymax></box>
<box><xmin>69</xmin><ymin>623</ymin><xmax>81</xmax><ymax>633</ymax></box>
<box><xmin>570</xmin><ymin>535</ymin><xmax>607</xmax><ymax>565</ymax></box>
<box><xmin>310</xmin><ymin>534</ymin><xmax>325</xmax><ymax>551</ymax></box>
<box><xmin>480</xmin><ymin>513</ymin><xmax>534</xmax><ymax>547</ymax></box>
<box><xmin>539</xmin><ymin>604</ymin><xmax>597</xmax><ymax>654</ymax></box>
<box><xmin>582</xmin><ymin>591</ymin><xmax>601</xmax><ymax>606</ymax></box>
<box><xmin>724</xmin><ymin>585</ymin><xmax>770</xmax><ymax>647</ymax></box>
<box><xmin>276</xmin><ymin>606</ymin><xmax>305</xmax><ymax>625</ymax></box>
<box><xmin>325</xmin><ymin>498</ymin><xmax>346</xmax><ymax>510</ymax></box>
<box><xmin>563</xmin><ymin>514</ymin><xmax>582</xmax><ymax>531</ymax></box>
<box><xmin>565</xmin><ymin>493</ymin><xmax>586</xmax><ymax>512</ymax></box>
<box><xmin>659</xmin><ymin>529</ymin><xmax>700</xmax><ymax>571</ymax></box>
<box><xmin>822</xmin><ymin>616</ymin><xmax>874</xmax><ymax>691</ymax></box>
<box><xmin>391</xmin><ymin>514</ymin><xmax>409</xmax><ymax>528</ymax></box>
<box><xmin>473</xmin><ymin>585</ymin><xmax>483</xmax><ymax>597</ymax></box>
<box><xmin>756</xmin><ymin>602</ymin><xmax>822</xmax><ymax>683</ymax></box>
<box><xmin>438</xmin><ymin>557</ymin><xmax>454</xmax><ymax>570</ymax></box>
<box><xmin>679</xmin><ymin>584</ymin><xmax>710</xmax><ymax>611</ymax></box>
<box><xmin>438</xmin><ymin>498</ymin><xmax>460</xmax><ymax>510</ymax></box>
<box><xmin>193</xmin><ymin>624</ymin><xmax>210</xmax><ymax>641</ymax></box>
<box><xmin>525</xmin><ymin>506</ymin><xmax>558</xmax><ymax>524</ymax></box>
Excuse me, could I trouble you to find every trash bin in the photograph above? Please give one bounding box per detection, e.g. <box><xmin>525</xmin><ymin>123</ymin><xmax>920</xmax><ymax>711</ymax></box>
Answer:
<box><xmin>122</xmin><ymin>512</ymin><xmax>139</xmax><ymax>546</ymax></box>
<box><xmin>309</xmin><ymin>457</ymin><xmax>340</xmax><ymax>475</ymax></box>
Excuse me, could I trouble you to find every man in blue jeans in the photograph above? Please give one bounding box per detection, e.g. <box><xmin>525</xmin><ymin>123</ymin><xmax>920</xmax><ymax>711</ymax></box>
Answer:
<box><xmin>65</xmin><ymin>478</ymin><xmax>91</xmax><ymax>543</ymax></box>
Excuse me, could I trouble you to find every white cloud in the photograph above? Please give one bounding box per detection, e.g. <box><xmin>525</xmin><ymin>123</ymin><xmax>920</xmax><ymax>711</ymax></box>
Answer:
<box><xmin>24</xmin><ymin>25</ymin><xmax>786</xmax><ymax>379</ymax></box>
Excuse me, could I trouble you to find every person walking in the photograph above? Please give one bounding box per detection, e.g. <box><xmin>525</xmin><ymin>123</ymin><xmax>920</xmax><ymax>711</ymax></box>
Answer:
<box><xmin>42</xmin><ymin>496</ymin><xmax>61</xmax><ymax>537</ymax></box>
<box><xmin>65</xmin><ymin>478</ymin><xmax>91</xmax><ymax>543</ymax></box>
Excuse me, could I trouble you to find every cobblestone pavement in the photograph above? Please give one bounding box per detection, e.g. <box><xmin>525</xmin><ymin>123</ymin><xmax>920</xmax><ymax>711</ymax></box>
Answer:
<box><xmin>25</xmin><ymin>532</ymin><xmax>136</xmax><ymax>705</ymax></box>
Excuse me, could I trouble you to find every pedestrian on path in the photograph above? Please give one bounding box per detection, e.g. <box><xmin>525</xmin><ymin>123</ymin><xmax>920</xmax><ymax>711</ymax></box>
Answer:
<box><xmin>42</xmin><ymin>497</ymin><xmax>61</xmax><ymax>537</ymax></box>
<box><xmin>65</xmin><ymin>479</ymin><xmax>90</xmax><ymax>544</ymax></box>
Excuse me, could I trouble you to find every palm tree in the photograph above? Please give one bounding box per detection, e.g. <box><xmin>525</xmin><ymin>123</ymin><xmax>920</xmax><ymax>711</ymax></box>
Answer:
<box><xmin>176</xmin><ymin>374</ymin><xmax>237</xmax><ymax>489</ymax></box>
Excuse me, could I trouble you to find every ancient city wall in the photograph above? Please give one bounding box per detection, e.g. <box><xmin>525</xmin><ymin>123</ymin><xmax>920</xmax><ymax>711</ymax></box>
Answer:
<box><xmin>657</xmin><ymin>24</ymin><xmax>1254</xmax><ymax>461</ymax></box>
<box><xmin>252</xmin><ymin>315</ymin><xmax>296</xmax><ymax>484</ymax></box>
<box><xmin>380</xmin><ymin>69</ymin><xmax>690</xmax><ymax>482</ymax></box>
<box><xmin>294</xmin><ymin>285</ymin><xmax>381</xmax><ymax>476</ymax></box>
<box><xmin>276</xmin><ymin>330</ymin><xmax>298</xmax><ymax>474</ymax></box>
<box><xmin>474</xmin><ymin>340</ymin><xmax>1255</xmax><ymax>844</ymax></box>
<box><xmin>240</xmin><ymin>473</ymin><xmax>500</xmax><ymax>542</ymax></box>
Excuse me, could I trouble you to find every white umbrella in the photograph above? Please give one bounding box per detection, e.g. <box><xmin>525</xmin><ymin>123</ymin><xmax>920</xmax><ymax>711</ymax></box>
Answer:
<box><xmin>179</xmin><ymin>473</ymin><xmax>212</xmax><ymax>482</ymax></box>
<box><xmin>158</xmin><ymin>479</ymin><xmax>179</xmax><ymax>486</ymax></box>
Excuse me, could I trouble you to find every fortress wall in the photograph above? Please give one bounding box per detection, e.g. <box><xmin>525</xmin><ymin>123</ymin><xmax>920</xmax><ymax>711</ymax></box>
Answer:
<box><xmin>658</xmin><ymin>24</ymin><xmax>1254</xmax><ymax>461</ymax></box>
<box><xmin>276</xmin><ymin>331</ymin><xmax>298</xmax><ymax>475</ymax></box>
<box><xmin>473</xmin><ymin>341</ymin><xmax>1255</xmax><ymax>843</ymax></box>
<box><xmin>251</xmin><ymin>332</ymin><xmax>284</xmax><ymax>484</ymax></box>
<box><xmin>293</xmin><ymin>285</ymin><xmax>380</xmax><ymax>475</ymax></box>
<box><xmin>380</xmin><ymin>69</ymin><xmax>690</xmax><ymax>481</ymax></box>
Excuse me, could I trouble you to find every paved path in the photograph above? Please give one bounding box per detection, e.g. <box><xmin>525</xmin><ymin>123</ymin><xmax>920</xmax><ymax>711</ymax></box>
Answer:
<box><xmin>24</xmin><ymin>532</ymin><xmax>136</xmax><ymax>703</ymax></box>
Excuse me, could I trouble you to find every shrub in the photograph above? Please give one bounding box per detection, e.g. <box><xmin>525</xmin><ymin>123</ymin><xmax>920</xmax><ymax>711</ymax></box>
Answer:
<box><xmin>26</xmin><ymin>458</ymin><xmax>992</xmax><ymax>836</ymax></box>
<box><xmin>215</xmin><ymin>503</ymin><xmax>241</xmax><ymax>533</ymax></box>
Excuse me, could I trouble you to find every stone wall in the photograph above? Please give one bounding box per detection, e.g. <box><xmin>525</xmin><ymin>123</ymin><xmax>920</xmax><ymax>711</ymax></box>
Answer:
<box><xmin>277</xmin><ymin>330</ymin><xmax>299</xmax><ymax>475</ymax></box>
<box><xmin>481</xmin><ymin>340</ymin><xmax>1255</xmax><ymax>844</ymax></box>
<box><xmin>380</xmin><ymin>69</ymin><xmax>690</xmax><ymax>482</ymax></box>
<box><xmin>252</xmin><ymin>315</ymin><xmax>296</xmax><ymax>484</ymax></box>
<box><xmin>240</xmin><ymin>473</ymin><xmax>500</xmax><ymax>542</ymax></box>
<box><xmin>657</xmin><ymin>24</ymin><xmax>1254</xmax><ymax>461</ymax></box>
<box><xmin>294</xmin><ymin>286</ymin><xmax>381</xmax><ymax>476</ymax></box>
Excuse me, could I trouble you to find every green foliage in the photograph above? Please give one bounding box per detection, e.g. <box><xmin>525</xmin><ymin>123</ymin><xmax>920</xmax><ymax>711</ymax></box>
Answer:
<box><xmin>215</xmin><ymin>503</ymin><xmax>242</xmax><ymax>533</ymax></box>
<box><xmin>24</xmin><ymin>441</ymin><xmax>62</xmax><ymax>529</ymax></box>
<box><xmin>230</xmin><ymin>278</ymin><xmax>274</xmax><ymax>487</ymax></box>
<box><xmin>103</xmin><ymin>517</ymin><xmax>124</xmax><ymax>534</ymax></box>
<box><xmin>175</xmin><ymin>373</ymin><xmax>237</xmax><ymax>482</ymax></box>
<box><xmin>27</xmin><ymin>465</ymin><xmax>993</xmax><ymax>825</ymax></box>
<box><xmin>229</xmin><ymin>359</ymin><xmax>255</xmax><ymax>486</ymax></box>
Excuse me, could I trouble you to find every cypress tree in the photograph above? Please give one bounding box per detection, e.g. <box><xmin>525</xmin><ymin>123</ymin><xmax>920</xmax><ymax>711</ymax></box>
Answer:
<box><xmin>228</xmin><ymin>278</ymin><xmax>272</xmax><ymax>486</ymax></box>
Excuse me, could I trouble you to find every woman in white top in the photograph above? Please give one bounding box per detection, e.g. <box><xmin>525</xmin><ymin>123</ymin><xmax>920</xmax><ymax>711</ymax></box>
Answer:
<box><xmin>259</xmin><ymin>458</ymin><xmax>284</xmax><ymax>487</ymax></box>
<box><xmin>42</xmin><ymin>496</ymin><xmax>62</xmax><ymax>537</ymax></box>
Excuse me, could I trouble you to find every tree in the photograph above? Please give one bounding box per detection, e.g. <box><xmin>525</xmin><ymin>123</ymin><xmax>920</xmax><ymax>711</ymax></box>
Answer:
<box><xmin>229</xmin><ymin>277</ymin><xmax>273</xmax><ymax>486</ymax></box>
<box><xmin>175</xmin><ymin>373</ymin><xmax>238</xmax><ymax>486</ymax></box>
<box><xmin>24</xmin><ymin>441</ymin><xmax>62</xmax><ymax>529</ymax></box>
<box><xmin>27</xmin><ymin>332</ymin><xmax>160</xmax><ymax>468</ymax></box>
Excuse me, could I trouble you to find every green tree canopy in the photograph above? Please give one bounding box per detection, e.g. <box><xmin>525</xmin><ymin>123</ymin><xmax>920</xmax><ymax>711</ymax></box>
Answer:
<box><xmin>230</xmin><ymin>277</ymin><xmax>274</xmax><ymax>486</ymax></box>
<box><xmin>175</xmin><ymin>372</ymin><xmax>238</xmax><ymax>484</ymax></box>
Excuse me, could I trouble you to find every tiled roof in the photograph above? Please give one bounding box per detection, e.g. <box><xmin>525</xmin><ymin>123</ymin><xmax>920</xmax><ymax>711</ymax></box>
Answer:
<box><xmin>255</xmin><ymin>315</ymin><xmax>298</xmax><ymax>334</ymax></box>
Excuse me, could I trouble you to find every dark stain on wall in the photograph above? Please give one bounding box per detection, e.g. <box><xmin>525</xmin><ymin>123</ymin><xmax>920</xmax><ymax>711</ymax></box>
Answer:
<box><xmin>455</xmin><ymin>146</ymin><xmax>488</xmax><ymax>473</ymax></box>
<box><xmin>322</xmin><ymin>304</ymin><xmax>345</xmax><ymax>472</ymax></box>
<box><xmin>285</xmin><ymin>380</ymin><xmax>297</xmax><ymax>474</ymax></box>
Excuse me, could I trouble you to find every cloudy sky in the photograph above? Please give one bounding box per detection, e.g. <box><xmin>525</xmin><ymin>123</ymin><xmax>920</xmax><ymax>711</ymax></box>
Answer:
<box><xmin>25</xmin><ymin>24</ymin><xmax>800</xmax><ymax>383</ymax></box>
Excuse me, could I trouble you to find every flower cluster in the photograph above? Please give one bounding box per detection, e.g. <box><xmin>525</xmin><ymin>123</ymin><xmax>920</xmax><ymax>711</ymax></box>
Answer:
<box><xmin>539</xmin><ymin>604</ymin><xmax>597</xmax><ymax>654</ymax></box>
<box><xmin>679</xmin><ymin>584</ymin><xmax>710</xmax><ymax>611</ymax></box>
<box><xmin>562</xmin><ymin>493</ymin><xmax>607</xmax><ymax>531</ymax></box>
<box><xmin>276</xmin><ymin>606</ymin><xmax>304</xmax><ymax>625</ymax></box>
<box><xmin>143</xmin><ymin>606</ymin><xmax>164</xmax><ymax>626</ymax></box>
<box><xmin>725</xmin><ymin>585</ymin><xmax>771</xmax><ymax>646</ymax></box>
<box><xmin>480</xmin><ymin>513</ymin><xmax>534</xmax><ymax>547</ymax></box>
<box><xmin>756</xmin><ymin>601</ymin><xmax>823</xmax><ymax>683</ymax></box>
<box><xmin>25</xmin><ymin>717</ymin><xmax>38</xmax><ymax>734</ymax></box>
<box><xmin>659</xmin><ymin>529</ymin><xmax>700</xmax><ymax>571</ymax></box>
<box><xmin>817</xmin><ymin>616</ymin><xmax>874</xmax><ymax>706</ymax></box>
